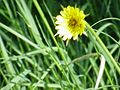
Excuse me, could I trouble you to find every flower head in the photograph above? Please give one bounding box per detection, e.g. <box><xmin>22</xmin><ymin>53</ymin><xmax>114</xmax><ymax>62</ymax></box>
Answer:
<box><xmin>55</xmin><ymin>6</ymin><xmax>86</xmax><ymax>40</ymax></box>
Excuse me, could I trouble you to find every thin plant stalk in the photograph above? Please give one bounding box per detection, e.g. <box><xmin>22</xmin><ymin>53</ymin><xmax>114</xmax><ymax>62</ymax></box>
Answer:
<box><xmin>86</xmin><ymin>22</ymin><xmax>120</xmax><ymax>75</ymax></box>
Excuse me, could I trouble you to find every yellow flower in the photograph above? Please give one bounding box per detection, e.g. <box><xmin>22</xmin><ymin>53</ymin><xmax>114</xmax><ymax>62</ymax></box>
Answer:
<box><xmin>55</xmin><ymin>6</ymin><xmax>86</xmax><ymax>40</ymax></box>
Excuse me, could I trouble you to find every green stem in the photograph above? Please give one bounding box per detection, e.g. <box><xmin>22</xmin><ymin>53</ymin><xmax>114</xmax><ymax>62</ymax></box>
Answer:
<box><xmin>86</xmin><ymin>22</ymin><xmax>120</xmax><ymax>75</ymax></box>
<box><xmin>33</xmin><ymin>0</ymin><xmax>81</xmax><ymax>89</ymax></box>
<box><xmin>0</xmin><ymin>36</ymin><xmax>16</xmax><ymax>75</ymax></box>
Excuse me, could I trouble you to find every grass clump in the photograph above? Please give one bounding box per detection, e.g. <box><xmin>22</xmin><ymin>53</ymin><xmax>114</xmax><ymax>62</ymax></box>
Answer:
<box><xmin>0</xmin><ymin>0</ymin><xmax>120</xmax><ymax>90</ymax></box>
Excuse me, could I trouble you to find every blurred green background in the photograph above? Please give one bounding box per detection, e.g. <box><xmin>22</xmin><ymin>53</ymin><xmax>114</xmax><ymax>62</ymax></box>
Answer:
<box><xmin>0</xmin><ymin>0</ymin><xmax>120</xmax><ymax>90</ymax></box>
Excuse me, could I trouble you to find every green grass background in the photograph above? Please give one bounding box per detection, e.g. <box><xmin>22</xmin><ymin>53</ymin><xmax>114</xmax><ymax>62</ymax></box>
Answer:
<box><xmin>0</xmin><ymin>0</ymin><xmax>120</xmax><ymax>90</ymax></box>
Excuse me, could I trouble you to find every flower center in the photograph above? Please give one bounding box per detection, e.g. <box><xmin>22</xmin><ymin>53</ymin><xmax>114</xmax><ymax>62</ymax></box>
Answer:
<box><xmin>68</xmin><ymin>18</ymin><xmax>77</xmax><ymax>27</ymax></box>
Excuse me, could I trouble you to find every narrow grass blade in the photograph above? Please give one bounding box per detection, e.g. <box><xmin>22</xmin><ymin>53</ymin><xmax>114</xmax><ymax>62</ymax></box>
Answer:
<box><xmin>95</xmin><ymin>55</ymin><xmax>105</xmax><ymax>89</ymax></box>
<box><xmin>1</xmin><ymin>70</ymin><xmax>30</xmax><ymax>90</ymax></box>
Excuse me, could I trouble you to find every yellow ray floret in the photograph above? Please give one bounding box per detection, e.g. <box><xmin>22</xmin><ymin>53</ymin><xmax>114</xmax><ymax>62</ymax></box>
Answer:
<box><xmin>55</xmin><ymin>6</ymin><xmax>86</xmax><ymax>40</ymax></box>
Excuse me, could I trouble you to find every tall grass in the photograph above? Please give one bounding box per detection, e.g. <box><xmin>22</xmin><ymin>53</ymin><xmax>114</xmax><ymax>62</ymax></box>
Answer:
<box><xmin>0</xmin><ymin>0</ymin><xmax>120</xmax><ymax>90</ymax></box>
